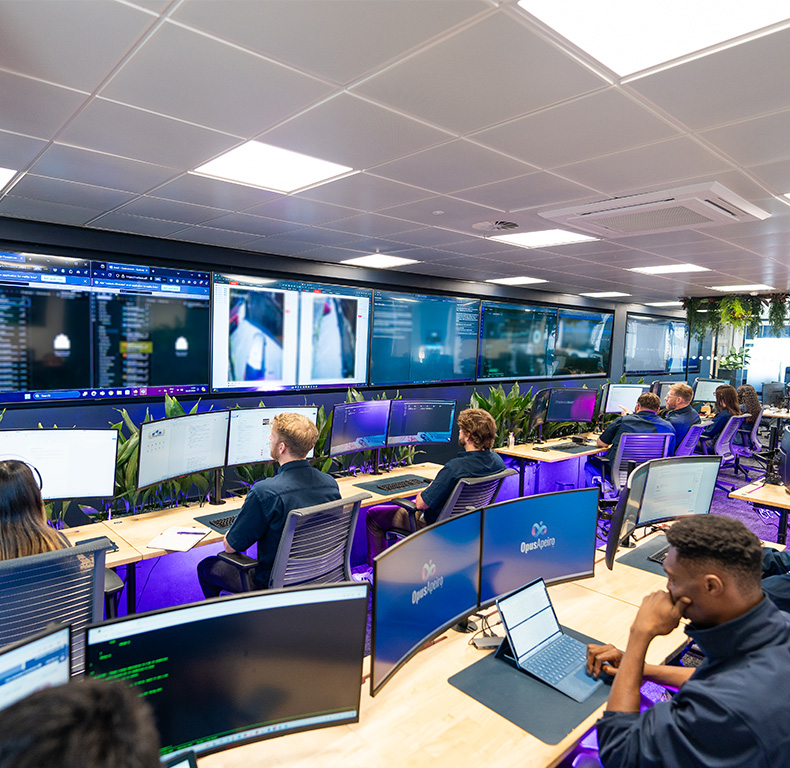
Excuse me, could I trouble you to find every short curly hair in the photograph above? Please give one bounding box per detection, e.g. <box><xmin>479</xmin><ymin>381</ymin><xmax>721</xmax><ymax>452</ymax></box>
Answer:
<box><xmin>457</xmin><ymin>408</ymin><xmax>497</xmax><ymax>450</ymax></box>
<box><xmin>665</xmin><ymin>515</ymin><xmax>762</xmax><ymax>588</ymax></box>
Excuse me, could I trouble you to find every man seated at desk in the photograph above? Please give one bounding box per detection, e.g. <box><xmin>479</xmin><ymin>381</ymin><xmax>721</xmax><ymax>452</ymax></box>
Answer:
<box><xmin>586</xmin><ymin>392</ymin><xmax>674</xmax><ymax>482</ymax></box>
<box><xmin>366</xmin><ymin>408</ymin><xmax>505</xmax><ymax>563</ymax></box>
<box><xmin>197</xmin><ymin>412</ymin><xmax>340</xmax><ymax>597</ymax></box>
<box><xmin>586</xmin><ymin>516</ymin><xmax>790</xmax><ymax>768</ymax></box>
<box><xmin>663</xmin><ymin>382</ymin><xmax>701</xmax><ymax>446</ymax></box>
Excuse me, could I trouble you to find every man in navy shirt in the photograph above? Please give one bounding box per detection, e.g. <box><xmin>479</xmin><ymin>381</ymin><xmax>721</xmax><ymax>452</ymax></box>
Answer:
<box><xmin>663</xmin><ymin>382</ymin><xmax>701</xmax><ymax>447</ymax></box>
<box><xmin>197</xmin><ymin>412</ymin><xmax>340</xmax><ymax>597</ymax></box>
<box><xmin>587</xmin><ymin>516</ymin><xmax>790</xmax><ymax>768</ymax></box>
<box><xmin>366</xmin><ymin>408</ymin><xmax>505</xmax><ymax>563</ymax></box>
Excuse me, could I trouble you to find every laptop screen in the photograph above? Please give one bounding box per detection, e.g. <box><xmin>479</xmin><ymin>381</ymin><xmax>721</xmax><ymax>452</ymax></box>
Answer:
<box><xmin>498</xmin><ymin>580</ymin><xmax>561</xmax><ymax>662</ymax></box>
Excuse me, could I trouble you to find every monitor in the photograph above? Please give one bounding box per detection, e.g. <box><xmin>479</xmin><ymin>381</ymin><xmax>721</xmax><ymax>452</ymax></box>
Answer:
<box><xmin>602</xmin><ymin>383</ymin><xmax>650</xmax><ymax>414</ymax></box>
<box><xmin>778</xmin><ymin>425</ymin><xmax>790</xmax><ymax>489</ymax></box>
<box><xmin>605</xmin><ymin>455</ymin><xmax>722</xmax><ymax>569</ymax></box>
<box><xmin>137</xmin><ymin>410</ymin><xmax>230</xmax><ymax>489</ymax></box>
<box><xmin>386</xmin><ymin>399</ymin><xmax>456</xmax><ymax>447</ymax></box>
<box><xmin>651</xmin><ymin>381</ymin><xmax>675</xmax><ymax>401</ymax></box>
<box><xmin>226</xmin><ymin>406</ymin><xmax>318</xmax><ymax>466</ymax></box>
<box><xmin>371</xmin><ymin>509</ymin><xmax>481</xmax><ymax>695</ymax></box>
<box><xmin>762</xmin><ymin>381</ymin><xmax>787</xmax><ymax>407</ymax></box>
<box><xmin>0</xmin><ymin>625</ymin><xmax>70</xmax><ymax>713</ymax></box>
<box><xmin>527</xmin><ymin>388</ymin><xmax>551</xmax><ymax>435</ymax></box>
<box><xmin>553</xmin><ymin>308</ymin><xmax>613</xmax><ymax>376</ymax></box>
<box><xmin>329</xmin><ymin>400</ymin><xmax>390</xmax><ymax>457</ymax></box>
<box><xmin>479</xmin><ymin>487</ymin><xmax>598</xmax><ymax>606</ymax></box>
<box><xmin>478</xmin><ymin>301</ymin><xmax>557</xmax><ymax>380</ymax></box>
<box><xmin>694</xmin><ymin>378</ymin><xmax>725</xmax><ymax>404</ymax></box>
<box><xmin>0</xmin><ymin>429</ymin><xmax>119</xmax><ymax>500</ymax></box>
<box><xmin>624</xmin><ymin>314</ymin><xmax>692</xmax><ymax>375</ymax></box>
<box><xmin>86</xmin><ymin>584</ymin><xmax>368</xmax><ymax>760</ymax></box>
<box><xmin>546</xmin><ymin>388</ymin><xmax>597</xmax><ymax>423</ymax></box>
<box><xmin>369</xmin><ymin>291</ymin><xmax>478</xmax><ymax>386</ymax></box>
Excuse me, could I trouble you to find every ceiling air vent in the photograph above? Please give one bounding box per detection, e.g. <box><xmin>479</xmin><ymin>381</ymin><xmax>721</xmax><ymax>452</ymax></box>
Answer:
<box><xmin>472</xmin><ymin>220</ymin><xmax>518</xmax><ymax>232</ymax></box>
<box><xmin>537</xmin><ymin>182</ymin><xmax>769</xmax><ymax>238</ymax></box>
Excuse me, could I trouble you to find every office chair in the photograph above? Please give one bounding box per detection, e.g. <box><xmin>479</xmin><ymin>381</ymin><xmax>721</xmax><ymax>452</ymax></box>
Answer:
<box><xmin>216</xmin><ymin>492</ymin><xmax>370</xmax><ymax>591</ymax></box>
<box><xmin>383</xmin><ymin>467</ymin><xmax>517</xmax><ymax>541</ymax></box>
<box><xmin>706</xmin><ymin>414</ymin><xmax>748</xmax><ymax>491</ymax></box>
<box><xmin>674</xmin><ymin>424</ymin><xmax>704</xmax><ymax>456</ymax></box>
<box><xmin>0</xmin><ymin>538</ymin><xmax>111</xmax><ymax>674</ymax></box>
<box><xmin>731</xmin><ymin>409</ymin><xmax>764</xmax><ymax>480</ymax></box>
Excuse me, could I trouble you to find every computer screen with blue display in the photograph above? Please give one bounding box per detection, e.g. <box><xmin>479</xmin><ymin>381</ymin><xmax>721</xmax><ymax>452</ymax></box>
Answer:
<box><xmin>86</xmin><ymin>584</ymin><xmax>368</xmax><ymax>760</ymax></box>
<box><xmin>386</xmin><ymin>400</ymin><xmax>456</xmax><ymax>447</ymax></box>
<box><xmin>479</xmin><ymin>487</ymin><xmax>598</xmax><ymax>606</ymax></box>
<box><xmin>0</xmin><ymin>625</ymin><xmax>70</xmax><ymax>713</ymax></box>
<box><xmin>553</xmin><ymin>308</ymin><xmax>613</xmax><ymax>376</ymax></box>
<box><xmin>329</xmin><ymin>400</ymin><xmax>390</xmax><ymax>457</ymax></box>
<box><xmin>371</xmin><ymin>509</ymin><xmax>481</xmax><ymax>695</ymax></box>
<box><xmin>369</xmin><ymin>291</ymin><xmax>478</xmax><ymax>386</ymax></box>
<box><xmin>546</xmin><ymin>388</ymin><xmax>597</xmax><ymax>423</ymax></box>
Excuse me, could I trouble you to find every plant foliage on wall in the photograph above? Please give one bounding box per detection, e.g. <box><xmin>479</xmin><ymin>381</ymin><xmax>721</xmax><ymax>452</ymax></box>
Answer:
<box><xmin>683</xmin><ymin>293</ymin><xmax>781</xmax><ymax>338</ymax></box>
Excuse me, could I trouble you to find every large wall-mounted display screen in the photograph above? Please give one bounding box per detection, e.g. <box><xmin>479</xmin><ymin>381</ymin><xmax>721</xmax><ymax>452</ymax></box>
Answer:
<box><xmin>0</xmin><ymin>251</ymin><xmax>210</xmax><ymax>404</ymax></box>
<box><xmin>624</xmin><ymin>314</ymin><xmax>698</xmax><ymax>375</ymax></box>
<box><xmin>369</xmin><ymin>291</ymin><xmax>479</xmax><ymax>386</ymax></box>
<box><xmin>553</xmin><ymin>308</ymin><xmax>613</xmax><ymax>376</ymax></box>
<box><xmin>211</xmin><ymin>274</ymin><xmax>370</xmax><ymax>393</ymax></box>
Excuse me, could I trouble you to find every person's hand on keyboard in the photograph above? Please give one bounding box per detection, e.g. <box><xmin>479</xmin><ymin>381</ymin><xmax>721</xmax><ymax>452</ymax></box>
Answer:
<box><xmin>586</xmin><ymin>643</ymin><xmax>623</xmax><ymax>678</ymax></box>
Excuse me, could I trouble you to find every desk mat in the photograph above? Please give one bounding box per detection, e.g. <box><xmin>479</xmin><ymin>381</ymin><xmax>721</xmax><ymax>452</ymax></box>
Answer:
<box><xmin>550</xmin><ymin>443</ymin><xmax>599</xmax><ymax>455</ymax></box>
<box><xmin>353</xmin><ymin>473</ymin><xmax>430</xmax><ymax>496</ymax></box>
<box><xmin>448</xmin><ymin>627</ymin><xmax>610</xmax><ymax>744</ymax></box>
<box><xmin>615</xmin><ymin>533</ymin><xmax>668</xmax><ymax>576</ymax></box>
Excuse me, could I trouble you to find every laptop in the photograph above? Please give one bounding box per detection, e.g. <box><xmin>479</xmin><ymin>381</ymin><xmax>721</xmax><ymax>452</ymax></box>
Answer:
<box><xmin>495</xmin><ymin>578</ymin><xmax>603</xmax><ymax>703</ymax></box>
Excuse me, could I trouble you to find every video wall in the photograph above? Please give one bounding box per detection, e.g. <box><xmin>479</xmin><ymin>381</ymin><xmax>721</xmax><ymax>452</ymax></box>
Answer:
<box><xmin>624</xmin><ymin>313</ymin><xmax>700</xmax><ymax>376</ymax></box>
<box><xmin>0</xmin><ymin>247</ymin><xmax>653</xmax><ymax>406</ymax></box>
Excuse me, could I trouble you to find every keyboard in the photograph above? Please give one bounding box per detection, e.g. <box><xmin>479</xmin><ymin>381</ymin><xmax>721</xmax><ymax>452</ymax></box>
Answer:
<box><xmin>523</xmin><ymin>634</ymin><xmax>586</xmax><ymax>686</ymax></box>
<box><xmin>647</xmin><ymin>543</ymin><xmax>671</xmax><ymax>564</ymax></box>
<box><xmin>194</xmin><ymin>512</ymin><xmax>238</xmax><ymax>533</ymax></box>
<box><xmin>376</xmin><ymin>476</ymin><xmax>429</xmax><ymax>493</ymax></box>
<box><xmin>548</xmin><ymin>442</ymin><xmax>595</xmax><ymax>454</ymax></box>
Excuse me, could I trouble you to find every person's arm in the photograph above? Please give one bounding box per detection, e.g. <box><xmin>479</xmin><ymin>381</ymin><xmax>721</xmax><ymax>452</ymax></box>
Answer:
<box><xmin>414</xmin><ymin>492</ymin><xmax>428</xmax><ymax>511</ymax></box>
<box><xmin>597</xmin><ymin>417</ymin><xmax>621</xmax><ymax>448</ymax></box>
<box><xmin>223</xmin><ymin>488</ymin><xmax>270</xmax><ymax>555</ymax></box>
<box><xmin>586</xmin><ymin>643</ymin><xmax>695</xmax><ymax>688</ymax></box>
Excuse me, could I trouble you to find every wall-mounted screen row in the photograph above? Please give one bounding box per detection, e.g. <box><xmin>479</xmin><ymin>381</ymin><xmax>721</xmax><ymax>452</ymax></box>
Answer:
<box><xmin>624</xmin><ymin>313</ymin><xmax>701</xmax><ymax>376</ymax></box>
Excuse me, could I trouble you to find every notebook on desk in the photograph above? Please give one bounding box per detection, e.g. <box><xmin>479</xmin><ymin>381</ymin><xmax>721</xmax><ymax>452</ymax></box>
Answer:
<box><xmin>496</xmin><ymin>578</ymin><xmax>603</xmax><ymax>703</ymax></box>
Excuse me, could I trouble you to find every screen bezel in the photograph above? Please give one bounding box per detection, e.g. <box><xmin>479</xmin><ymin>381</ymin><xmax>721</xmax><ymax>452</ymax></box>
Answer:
<box><xmin>555</xmin><ymin>307</ymin><xmax>614</xmax><ymax>379</ymax></box>
<box><xmin>370</xmin><ymin>508</ymin><xmax>481</xmax><ymax>697</ymax></box>
<box><xmin>385</xmin><ymin>399</ymin><xmax>457</xmax><ymax>447</ymax></box>
<box><xmin>693</xmin><ymin>378</ymin><xmax>726</xmax><ymax>403</ymax></box>
<box><xmin>328</xmin><ymin>400</ymin><xmax>391</xmax><ymax>458</ymax></box>
<box><xmin>545</xmin><ymin>387</ymin><xmax>598</xmax><ymax>424</ymax></box>
<box><xmin>85</xmin><ymin>582</ymin><xmax>368</xmax><ymax>759</ymax></box>
<box><xmin>135</xmin><ymin>410</ymin><xmax>230</xmax><ymax>490</ymax></box>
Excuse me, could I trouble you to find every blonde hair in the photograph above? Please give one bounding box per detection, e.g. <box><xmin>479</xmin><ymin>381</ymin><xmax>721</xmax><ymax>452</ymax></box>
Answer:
<box><xmin>271</xmin><ymin>412</ymin><xmax>319</xmax><ymax>458</ymax></box>
<box><xmin>669</xmin><ymin>383</ymin><xmax>694</xmax><ymax>403</ymax></box>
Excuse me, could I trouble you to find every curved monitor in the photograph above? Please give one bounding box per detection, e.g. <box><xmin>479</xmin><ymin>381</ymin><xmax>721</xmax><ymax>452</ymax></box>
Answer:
<box><xmin>371</xmin><ymin>509</ymin><xmax>481</xmax><ymax>696</ymax></box>
<box><xmin>605</xmin><ymin>455</ymin><xmax>722</xmax><ymax>569</ymax></box>
<box><xmin>86</xmin><ymin>583</ymin><xmax>368</xmax><ymax>760</ymax></box>
<box><xmin>527</xmin><ymin>388</ymin><xmax>551</xmax><ymax>434</ymax></box>
<box><xmin>693</xmin><ymin>378</ymin><xmax>725</xmax><ymax>404</ymax></box>
<box><xmin>479</xmin><ymin>487</ymin><xmax>599</xmax><ymax>606</ymax></box>
<box><xmin>137</xmin><ymin>410</ymin><xmax>230</xmax><ymax>490</ymax></box>
<box><xmin>386</xmin><ymin>399</ymin><xmax>456</xmax><ymax>447</ymax></box>
<box><xmin>226</xmin><ymin>406</ymin><xmax>318</xmax><ymax>466</ymax></box>
<box><xmin>546</xmin><ymin>388</ymin><xmax>597</xmax><ymax>423</ymax></box>
<box><xmin>329</xmin><ymin>400</ymin><xmax>390</xmax><ymax>457</ymax></box>
<box><xmin>601</xmin><ymin>383</ymin><xmax>649</xmax><ymax>414</ymax></box>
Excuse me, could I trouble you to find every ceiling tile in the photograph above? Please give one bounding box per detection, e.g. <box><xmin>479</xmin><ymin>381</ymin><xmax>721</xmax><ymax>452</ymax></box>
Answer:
<box><xmin>702</xmin><ymin>109</ymin><xmax>790</xmax><ymax>167</ymax></box>
<box><xmin>119</xmin><ymin>196</ymin><xmax>229</xmax><ymax>225</ymax></box>
<box><xmin>88</xmin><ymin>212</ymin><xmax>188</xmax><ymax>238</ymax></box>
<box><xmin>165</xmin><ymin>225</ymin><xmax>257</xmax><ymax>248</ymax></box>
<box><xmin>749</xmin><ymin>157</ymin><xmax>790</xmax><ymax>193</ymax></box>
<box><xmin>325</xmin><ymin>213</ymin><xmax>425</xmax><ymax>238</ymax></box>
<box><xmin>10</xmin><ymin>175</ymin><xmax>135</xmax><ymax>210</ymax></box>
<box><xmin>0</xmin><ymin>195</ymin><xmax>102</xmax><ymax>226</ymax></box>
<box><xmin>298</xmin><ymin>173</ymin><xmax>432</xmax><ymax>210</ymax></box>
<box><xmin>196</xmin><ymin>213</ymin><xmax>298</xmax><ymax>238</ymax></box>
<box><xmin>152</xmin><ymin>173</ymin><xmax>282</xmax><ymax>210</ymax></box>
<box><xmin>379</xmin><ymin>195</ymin><xmax>499</xmax><ymax>232</ymax></box>
<box><xmin>246</xmin><ymin>197</ymin><xmax>357</xmax><ymax>226</ymax></box>
<box><xmin>386</xmin><ymin>228</ymin><xmax>468</xmax><ymax>248</ymax></box>
<box><xmin>0</xmin><ymin>130</ymin><xmax>47</xmax><ymax>171</ymax></box>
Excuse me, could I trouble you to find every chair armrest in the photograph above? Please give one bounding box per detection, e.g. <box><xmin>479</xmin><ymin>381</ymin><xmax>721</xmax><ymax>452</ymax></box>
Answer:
<box><xmin>217</xmin><ymin>551</ymin><xmax>258</xmax><ymax>571</ymax></box>
<box><xmin>389</xmin><ymin>498</ymin><xmax>419</xmax><ymax>533</ymax></box>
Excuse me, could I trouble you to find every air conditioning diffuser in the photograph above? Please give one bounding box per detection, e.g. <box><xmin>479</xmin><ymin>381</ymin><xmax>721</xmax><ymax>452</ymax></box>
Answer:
<box><xmin>538</xmin><ymin>182</ymin><xmax>769</xmax><ymax>237</ymax></box>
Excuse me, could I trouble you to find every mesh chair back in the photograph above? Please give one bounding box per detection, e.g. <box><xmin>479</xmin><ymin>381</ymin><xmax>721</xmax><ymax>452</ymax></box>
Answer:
<box><xmin>0</xmin><ymin>539</ymin><xmax>109</xmax><ymax>674</ymax></box>
<box><xmin>610</xmin><ymin>433</ymin><xmax>673</xmax><ymax>495</ymax></box>
<box><xmin>434</xmin><ymin>467</ymin><xmax>517</xmax><ymax>524</ymax></box>
<box><xmin>674</xmin><ymin>423</ymin><xmax>704</xmax><ymax>456</ymax></box>
<box><xmin>739</xmin><ymin>409</ymin><xmax>764</xmax><ymax>454</ymax></box>
<box><xmin>268</xmin><ymin>492</ymin><xmax>369</xmax><ymax>589</ymax></box>
<box><xmin>713</xmin><ymin>414</ymin><xmax>748</xmax><ymax>461</ymax></box>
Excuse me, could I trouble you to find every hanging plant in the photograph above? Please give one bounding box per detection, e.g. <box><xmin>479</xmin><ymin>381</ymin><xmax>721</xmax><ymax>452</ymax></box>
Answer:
<box><xmin>746</xmin><ymin>295</ymin><xmax>765</xmax><ymax>338</ymax></box>
<box><xmin>719</xmin><ymin>294</ymin><xmax>750</xmax><ymax>330</ymax></box>
<box><xmin>704</xmin><ymin>297</ymin><xmax>723</xmax><ymax>338</ymax></box>
<box><xmin>683</xmin><ymin>296</ymin><xmax>709</xmax><ymax>340</ymax></box>
<box><xmin>768</xmin><ymin>293</ymin><xmax>790</xmax><ymax>338</ymax></box>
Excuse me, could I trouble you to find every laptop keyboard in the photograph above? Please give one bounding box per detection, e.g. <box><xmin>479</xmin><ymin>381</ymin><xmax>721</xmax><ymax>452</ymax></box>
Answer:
<box><xmin>523</xmin><ymin>634</ymin><xmax>585</xmax><ymax>685</ymax></box>
<box><xmin>376</xmin><ymin>476</ymin><xmax>428</xmax><ymax>492</ymax></box>
<box><xmin>208</xmin><ymin>514</ymin><xmax>238</xmax><ymax>531</ymax></box>
<box><xmin>647</xmin><ymin>543</ymin><xmax>671</xmax><ymax>565</ymax></box>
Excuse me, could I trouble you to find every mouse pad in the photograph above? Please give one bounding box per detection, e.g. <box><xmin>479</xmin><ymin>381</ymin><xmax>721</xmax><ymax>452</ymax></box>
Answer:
<box><xmin>448</xmin><ymin>627</ymin><xmax>610</xmax><ymax>744</ymax></box>
<box><xmin>615</xmin><ymin>534</ymin><xmax>669</xmax><ymax>576</ymax></box>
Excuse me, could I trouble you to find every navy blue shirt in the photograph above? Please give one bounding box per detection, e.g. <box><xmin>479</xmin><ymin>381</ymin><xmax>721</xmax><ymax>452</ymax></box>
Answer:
<box><xmin>599</xmin><ymin>411</ymin><xmax>675</xmax><ymax>461</ymax></box>
<box><xmin>701</xmin><ymin>410</ymin><xmax>734</xmax><ymax>442</ymax></box>
<box><xmin>226</xmin><ymin>460</ymin><xmax>340</xmax><ymax>587</ymax></box>
<box><xmin>420</xmin><ymin>450</ymin><xmax>506</xmax><ymax>525</ymax></box>
<box><xmin>597</xmin><ymin>597</ymin><xmax>790</xmax><ymax>768</ymax></box>
<box><xmin>665</xmin><ymin>404</ymin><xmax>701</xmax><ymax>446</ymax></box>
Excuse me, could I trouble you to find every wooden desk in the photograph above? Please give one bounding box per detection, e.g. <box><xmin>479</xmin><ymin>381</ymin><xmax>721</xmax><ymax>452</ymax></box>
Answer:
<box><xmin>729</xmin><ymin>480</ymin><xmax>790</xmax><ymax>544</ymax></box>
<box><xmin>335</xmin><ymin>462</ymin><xmax>443</xmax><ymax>505</ymax></box>
<box><xmin>762</xmin><ymin>408</ymin><xmax>790</xmax><ymax>421</ymax></box>
<box><xmin>197</xmin><ymin>579</ymin><xmax>686</xmax><ymax>768</ymax></box>
<box><xmin>496</xmin><ymin>434</ymin><xmax>606</xmax><ymax>495</ymax></box>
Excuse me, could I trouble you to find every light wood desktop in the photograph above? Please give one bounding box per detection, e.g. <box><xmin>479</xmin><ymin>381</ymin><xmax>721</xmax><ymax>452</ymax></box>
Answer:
<box><xmin>496</xmin><ymin>433</ymin><xmax>606</xmax><ymax>495</ymax></box>
<box><xmin>730</xmin><ymin>480</ymin><xmax>790</xmax><ymax>544</ymax></box>
<box><xmin>762</xmin><ymin>407</ymin><xmax>790</xmax><ymax>421</ymax></box>
<box><xmin>197</xmin><ymin>572</ymin><xmax>687</xmax><ymax>768</ymax></box>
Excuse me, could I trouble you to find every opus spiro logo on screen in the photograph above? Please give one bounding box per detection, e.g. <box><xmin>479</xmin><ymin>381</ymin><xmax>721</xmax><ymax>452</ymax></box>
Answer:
<box><xmin>412</xmin><ymin>559</ymin><xmax>444</xmax><ymax>605</ymax></box>
<box><xmin>521</xmin><ymin>521</ymin><xmax>556</xmax><ymax>554</ymax></box>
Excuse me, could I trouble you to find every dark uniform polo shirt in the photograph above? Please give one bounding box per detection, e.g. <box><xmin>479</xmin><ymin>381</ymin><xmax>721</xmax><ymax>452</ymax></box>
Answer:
<box><xmin>226</xmin><ymin>459</ymin><xmax>340</xmax><ymax>587</ymax></box>
<box><xmin>665</xmin><ymin>404</ymin><xmax>702</xmax><ymax>446</ymax></box>
<box><xmin>599</xmin><ymin>411</ymin><xmax>675</xmax><ymax>462</ymax></box>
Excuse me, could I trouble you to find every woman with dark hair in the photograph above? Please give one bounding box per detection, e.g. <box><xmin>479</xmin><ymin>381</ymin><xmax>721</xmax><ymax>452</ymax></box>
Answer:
<box><xmin>0</xmin><ymin>460</ymin><xmax>66</xmax><ymax>561</ymax></box>
<box><xmin>734</xmin><ymin>383</ymin><xmax>762</xmax><ymax>446</ymax></box>
<box><xmin>700</xmin><ymin>384</ymin><xmax>741</xmax><ymax>453</ymax></box>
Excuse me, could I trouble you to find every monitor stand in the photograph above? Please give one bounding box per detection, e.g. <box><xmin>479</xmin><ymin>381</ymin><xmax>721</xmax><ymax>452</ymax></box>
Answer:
<box><xmin>371</xmin><ymin>448</ymin><xmax>382</xmax><ymax>475</ymax></box>
<box><xmin>209</xmin><ymin>469</ymin><xmax>226</xmax><ymax>506</ymax></box>
<box><xmin>534</xmin><ymin>424</ymin><xmax>545</xmax><ymax>445</ymax></box>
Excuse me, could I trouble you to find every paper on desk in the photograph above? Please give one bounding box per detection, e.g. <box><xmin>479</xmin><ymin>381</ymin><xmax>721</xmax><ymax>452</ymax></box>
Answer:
<box><xmin>147</xmin><ymin>526</ymin><xmax>209</xmax><ymax>552</ymax></box>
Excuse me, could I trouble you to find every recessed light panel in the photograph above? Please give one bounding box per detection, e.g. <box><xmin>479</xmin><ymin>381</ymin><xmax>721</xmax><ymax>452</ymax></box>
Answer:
<box><xmin>485</xmin><ymin>276</ymin><xmax>548</xmax><ymax>285</ymax></box>
<box><xmin>193</xmin><ymin>141</ymin><xmax>354</xmax><ymax>193</ymax></box>
<box><xmin>579</xmin><ymin>291</ymin><xmax>631</xmax><ymax>298</ymax></box>
<box><xmin>340</xmin><ymin>254</ymin><xmax>419</xmax><ymax>269</ymax></box>
<box><xmin>707</xmin><ymin>284</ymin><xmax>773</xmax><ymax>292</ymax></box>
<box><xmin>644</xmin><ymin>301</ymin><xmax>683</xmax><ymax>307</ymax></box>
<box><xmin>491</xmin><ymin>229</ymin><xmax>597</xmax><ymax>248</ymax></box>
<box><xmin>517</xmin><ymin>1</ymin><xmax>790</xmax><ymax>76</ymax></box>
<box><xmin>0</xmin><ymin>167</ymin><xmax>17</xmax><ymax>189</ymax></box>
<box><xmin>629</xmin><ymin>264</ymin><xmax>710</xmax><ymax>275</ymax></box>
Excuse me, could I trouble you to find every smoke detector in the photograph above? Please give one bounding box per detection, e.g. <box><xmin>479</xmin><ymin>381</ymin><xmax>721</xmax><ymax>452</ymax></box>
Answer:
<box><xmin>472</xmin><ymin>220</ymin><xmax>519</xmax><ymax>232</ymax></box>
<box><xmin>537</xmin><ymin>182</ymin><xmax>769</xmax><ymax>238</ymax></box>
